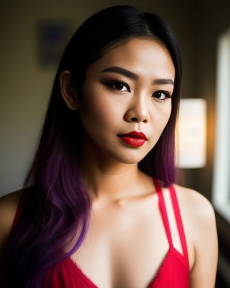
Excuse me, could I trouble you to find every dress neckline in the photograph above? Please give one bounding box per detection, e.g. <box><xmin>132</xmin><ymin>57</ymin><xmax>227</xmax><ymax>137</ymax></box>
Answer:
<box><xmin>65</xmin><ymin>180</ymin><xmax>189</xmax><ymax>287</ymax></box>
<box><xmin>67</xmin><ymin>245</ymin><xmax>187</xmax><ymax>288</ymax></box>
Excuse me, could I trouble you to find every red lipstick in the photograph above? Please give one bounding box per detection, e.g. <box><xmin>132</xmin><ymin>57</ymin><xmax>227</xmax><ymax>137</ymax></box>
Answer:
<box><xmin>118</xmin><ymin>131</ymin><xmax>147</xmax><ymax>147</ymax></box>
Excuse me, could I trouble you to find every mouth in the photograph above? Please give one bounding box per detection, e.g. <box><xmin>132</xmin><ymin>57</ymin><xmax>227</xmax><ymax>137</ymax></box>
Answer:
<box><xmin>118</xmin><ymin>131</ymin><xmax>147</xmax><ymax>147</ymax></box>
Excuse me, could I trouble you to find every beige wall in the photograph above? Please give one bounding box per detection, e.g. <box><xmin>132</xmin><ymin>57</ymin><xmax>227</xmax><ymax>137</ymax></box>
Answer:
<box><xmin>0</xmin><ymin>0</ymin><xmax>197</xmax><ymax>196</ymax></box>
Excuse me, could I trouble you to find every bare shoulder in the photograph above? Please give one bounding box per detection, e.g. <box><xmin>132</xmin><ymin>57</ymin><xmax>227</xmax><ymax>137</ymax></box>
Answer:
<box><xmin>0</xmin><ymin>189</ymin><xmax>25</xmax><ymax>286</ymax></box>
<box><xmin>173</xmin><ymin>184</ymin><xmax>216</xmax><ymax>226</ymax></box>
<box><xmin>0</xmin><ymin>189</ymin><xmax>24</xmax><ymax>245</ymax></box>
<box><xmin>173</xmin><ymin>185</ymin><xmax>218</xmax><ymax>287</ymax></box>
<box><xmin>0</xmin><ymin>189</ymin><xmax>24</xmax><ymax>223</ymax></box>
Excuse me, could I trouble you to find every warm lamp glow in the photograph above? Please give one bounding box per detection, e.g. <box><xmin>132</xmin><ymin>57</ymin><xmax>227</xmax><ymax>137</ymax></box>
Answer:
<box><xmin>176</xmin><ymin>99</ymin><xmax>206</xmax><ymax>168</ymax></box>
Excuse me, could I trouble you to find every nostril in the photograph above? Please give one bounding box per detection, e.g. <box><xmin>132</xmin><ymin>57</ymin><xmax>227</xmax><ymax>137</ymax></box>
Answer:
<box><xmin>131</xmin><ymin>117</ymin><xmax>138</xmax><ymax>122</ymax></box>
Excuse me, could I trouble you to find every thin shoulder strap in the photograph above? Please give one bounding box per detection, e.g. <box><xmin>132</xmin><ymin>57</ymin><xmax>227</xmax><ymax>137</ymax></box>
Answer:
<box><xmin>153</xmin><ymin>179</ymin><xmax>173</xmax><ymax>246</ymax></box>
<box><xmin>169</xmin><ymin>185</ymin><xmax>189</xmax><ymax>268</ymax></box>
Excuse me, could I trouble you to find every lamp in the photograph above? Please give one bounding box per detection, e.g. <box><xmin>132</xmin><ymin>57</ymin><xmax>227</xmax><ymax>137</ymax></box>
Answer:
<box><xmin>176</xmin><ymin>98</ymin><xmax>207</xmax><ymax>168</ymax></box>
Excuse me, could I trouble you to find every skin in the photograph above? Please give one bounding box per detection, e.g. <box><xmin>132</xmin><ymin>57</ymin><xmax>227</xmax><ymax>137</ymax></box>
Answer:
<box><xmin>0</xmin><ymin>189</ymin><xmax>24</xmax><ymax>287</ymax></box>
<box><xmin>0</xmin><ymin>38</ymin><xmax>218</xmax><ymax>288</ymax></box>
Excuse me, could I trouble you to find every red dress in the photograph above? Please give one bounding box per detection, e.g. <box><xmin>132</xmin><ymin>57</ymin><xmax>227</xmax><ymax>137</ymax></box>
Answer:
<box><xmin>13</xmin><ymin>180</ymin><xmax>190</xmax><ymax>287</ymax></box>
<box><xmin>43</xmin><ymin>180</ymin><xmax>190</xmax><ymax>287</ymax></box>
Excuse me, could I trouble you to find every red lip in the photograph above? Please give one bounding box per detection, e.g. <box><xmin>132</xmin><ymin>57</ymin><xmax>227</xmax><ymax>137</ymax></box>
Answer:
<box><xmin>118</xmin><ymin>131</ymin><xmax>147</xmax><ymax>147</ymax></box>
<box><xmin>119</xmin><ymin>131</ymin><xmax>147</xmax><ymax>140</ymax></box>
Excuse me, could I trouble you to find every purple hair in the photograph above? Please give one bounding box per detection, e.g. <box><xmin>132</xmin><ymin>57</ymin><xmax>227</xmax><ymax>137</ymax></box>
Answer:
<box><xmin>4</xmin><ymin>5</ymin><xmax>181</xmax><ymax>287</ymax></box>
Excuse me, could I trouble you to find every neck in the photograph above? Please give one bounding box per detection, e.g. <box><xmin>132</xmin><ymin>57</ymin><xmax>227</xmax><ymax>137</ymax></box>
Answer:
<box><xmin>79</xmin><ymin>139</ymin><xmax>149</xmax><ymax>202</ymax></box>
<box><xmin>81</xmin><ymin>159</ymin><xmax>142</xmax><ymax>200</ymax></box>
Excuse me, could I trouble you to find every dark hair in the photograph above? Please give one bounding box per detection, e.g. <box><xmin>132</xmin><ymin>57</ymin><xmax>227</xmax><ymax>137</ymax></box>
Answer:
<box><xmin>5</xmin><ymin>5</ymin><xmax>181</xmax><ymax>288</ymax></box>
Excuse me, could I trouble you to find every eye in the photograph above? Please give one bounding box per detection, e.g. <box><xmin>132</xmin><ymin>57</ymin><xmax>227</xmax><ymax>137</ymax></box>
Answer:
<box><xmin>152</xmin><ymin>90</ymin><xmax>172</xmax><ymax>100</ymax></box>
<box><xmin>104</xmin><ymin>80</ymin><xmax>130</xmax><ymax>92</ymax></box>
<box><xmin>113</xmin><ymin>82</ymin><xmax>128</xmax><ymax>91</ymax></box>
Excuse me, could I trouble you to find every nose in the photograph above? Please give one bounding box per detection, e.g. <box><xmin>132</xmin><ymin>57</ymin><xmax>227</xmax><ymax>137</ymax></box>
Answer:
<box><xmin>124</xmin><ymin>95</ymin><xmax>150</xmax><ymax>123</ymax></box>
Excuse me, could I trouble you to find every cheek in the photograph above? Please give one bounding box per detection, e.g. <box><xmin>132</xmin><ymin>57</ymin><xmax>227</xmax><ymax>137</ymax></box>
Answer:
<box><xmin>78</xmin><ymin>93</ymin><xmax>121</xmax><ymax>132</ymax></box>
<box><xmin>163</xmin><ymin>106</ymin><xmax>172</xmax><ymax>126</ymax></box>
<box><xmin>161</xmin><ymin>108</ymin><xmax>172</xmax><ymax>132</ymax></box>
<box><xmin>148</xmin><ymin>104</ymin><xmax>171</xmax><ymax>147</ymax></box>
<box><xmin>151</xmin><ymin>103</ymin><xmax>171</xmax><ymax>128</ymax></box>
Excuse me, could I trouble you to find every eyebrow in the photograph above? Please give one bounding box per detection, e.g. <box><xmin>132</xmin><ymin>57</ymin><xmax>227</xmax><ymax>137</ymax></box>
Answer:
<box><xmin>101</xmin><ymin>66</ymin><xmax>174</xmax><ymax>85</ymax></box>
<box><xmin>101</xmin><ymin>66</ymin><xmax>138</xmax><ymax>80</ymax></box>
<box><xmin>153</xmin><ymin>79</ymin><xmax>174</xmax><ymax>85</ymax></box>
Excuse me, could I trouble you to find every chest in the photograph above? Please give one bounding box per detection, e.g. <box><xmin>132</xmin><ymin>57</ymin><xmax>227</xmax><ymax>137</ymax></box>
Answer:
<box><xmin>70</xmin><ymin>200</ymin><xmax>173</xmax><ymax>288</ymax></box>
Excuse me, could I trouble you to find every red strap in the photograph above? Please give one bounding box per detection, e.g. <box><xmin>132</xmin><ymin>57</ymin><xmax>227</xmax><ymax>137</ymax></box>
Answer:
<box><xmin>169</xmin><ymin>185</ymin><xmax>189</xmax><ymax>269</ymax></box>
<box><xmin>154</xmin><ymin>179</ymin><xmax>173</xmax><ymax>246</ymax></box>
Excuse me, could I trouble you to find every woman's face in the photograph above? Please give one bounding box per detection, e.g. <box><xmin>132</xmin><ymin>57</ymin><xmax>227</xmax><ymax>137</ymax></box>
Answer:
<box><xmin>77</xmin><ymin>38</ymin><xmax>175</xmax><ymax>165</ymax></box>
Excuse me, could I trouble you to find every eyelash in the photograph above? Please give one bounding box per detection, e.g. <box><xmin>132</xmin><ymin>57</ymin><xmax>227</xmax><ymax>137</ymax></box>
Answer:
<box><xmin>103</xmin><ymin>80</ymin><xmax>172</xmax><ymax>100</ymax></box>
<box><xmin>103</xmin><ymin>80</ymin><xmax>130</xmax><ymax>92</ymax></box>
<box><xmin>153</xmin><ymin>90</ymin><xmax>172</xmax><ymax>101</ymax></box>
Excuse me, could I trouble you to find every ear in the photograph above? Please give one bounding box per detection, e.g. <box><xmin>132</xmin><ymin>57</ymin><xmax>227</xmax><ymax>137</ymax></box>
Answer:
<box><xmin>60</xmin><ymin>70</ymin><xmax>78</xmax><ymax>110</ymax></box>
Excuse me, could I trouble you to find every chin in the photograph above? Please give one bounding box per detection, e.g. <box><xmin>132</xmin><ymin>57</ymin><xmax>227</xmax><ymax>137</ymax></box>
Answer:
<box><xmin>111</xmin><ymin>150</ymin><xmax>150</xmax><ymax>165</ymax></box>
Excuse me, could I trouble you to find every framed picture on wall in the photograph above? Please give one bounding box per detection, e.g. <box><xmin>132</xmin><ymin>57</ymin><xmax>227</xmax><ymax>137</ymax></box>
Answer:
<box><xmin>38</xmin><ymin>20</ymin><xmax>72</xmax><ymax>68</ymax></box>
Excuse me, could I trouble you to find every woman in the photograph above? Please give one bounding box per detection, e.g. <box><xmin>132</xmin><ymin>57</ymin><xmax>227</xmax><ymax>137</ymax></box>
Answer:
<box><xmin>0</xmin><ymin>5</ymin><xmax>217</xmax><ymax>288</ymax></box>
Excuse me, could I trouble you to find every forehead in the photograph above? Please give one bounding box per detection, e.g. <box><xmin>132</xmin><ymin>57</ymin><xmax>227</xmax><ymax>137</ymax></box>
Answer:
<box><xmin>87</xmin><ymin>38</ymin><xmax>175</xmax><ymax>80</ymax></box>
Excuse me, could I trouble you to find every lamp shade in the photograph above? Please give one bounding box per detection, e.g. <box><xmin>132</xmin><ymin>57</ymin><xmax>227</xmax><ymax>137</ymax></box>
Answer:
<box><xmin>176</xmin><ymin>98</ymin><xmax>206</xmax><ymax>168</ymax></box>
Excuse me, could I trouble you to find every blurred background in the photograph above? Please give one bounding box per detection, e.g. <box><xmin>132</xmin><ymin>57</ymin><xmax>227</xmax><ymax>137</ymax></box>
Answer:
<box><xmin>0</xmin><ymin>0</ymin><xmax>230</xmax><ymax>286</ymax></box>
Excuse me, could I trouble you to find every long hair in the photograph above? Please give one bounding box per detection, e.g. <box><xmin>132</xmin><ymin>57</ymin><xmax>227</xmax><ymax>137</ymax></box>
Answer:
<box><xmin>5</xmin><ymin>5</ymin><xmax>182</xmax><ymax>288</ymax></box>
